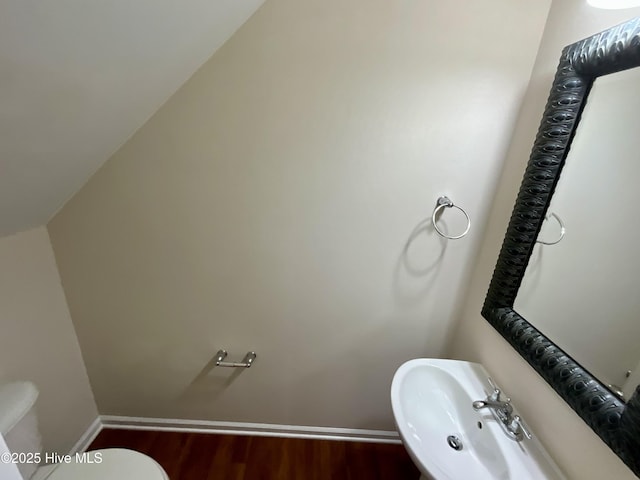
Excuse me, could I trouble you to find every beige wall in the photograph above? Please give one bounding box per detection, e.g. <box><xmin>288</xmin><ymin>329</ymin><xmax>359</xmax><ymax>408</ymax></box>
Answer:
<box><xmin>48</xmin><ymin>0</ymin><xmax>550</xmax><ymax>429</ymax></box>
<box><xmin>450</xmin><ymin>2</ymin><xmax>640</xmax><ymax>479</ymax></box>
<box><xmin>0</xmin><ymin>228</ymin><xmax>97</xmax><ymax>454</ymax></box>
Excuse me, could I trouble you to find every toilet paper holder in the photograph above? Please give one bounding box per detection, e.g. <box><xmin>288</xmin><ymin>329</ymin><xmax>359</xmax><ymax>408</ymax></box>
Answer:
<box><xmin>215</xmin><ymin>350</ymin><xmax>257</xmax><ymax>368</ymax></box>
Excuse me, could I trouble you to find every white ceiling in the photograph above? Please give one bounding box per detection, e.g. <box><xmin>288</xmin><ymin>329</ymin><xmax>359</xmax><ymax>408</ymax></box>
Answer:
<box><xmin>0</xmin><ymin>0</ymin><xmax>265</xmax><ymax>237</ymax></box>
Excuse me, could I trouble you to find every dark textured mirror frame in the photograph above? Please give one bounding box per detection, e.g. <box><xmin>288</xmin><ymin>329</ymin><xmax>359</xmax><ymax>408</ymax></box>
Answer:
<box><xmin>482</xmin><ymin>17</ymin><xmax>640</xmax><ymax>476</ymax></box>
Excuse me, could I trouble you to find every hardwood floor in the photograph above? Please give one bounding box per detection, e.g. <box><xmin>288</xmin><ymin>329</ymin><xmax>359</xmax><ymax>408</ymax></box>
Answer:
<box><xmin>88</xmin><ymin>429</ymin><xmax>420</xmax><ymax>479</ymax></box>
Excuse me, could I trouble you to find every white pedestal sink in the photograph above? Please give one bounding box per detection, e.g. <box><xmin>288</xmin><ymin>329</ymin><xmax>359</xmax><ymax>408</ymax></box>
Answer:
<box><xmin>391</xmin><ymin>358</ymin><xmax>566</xmax><ymax>480</ymax></box>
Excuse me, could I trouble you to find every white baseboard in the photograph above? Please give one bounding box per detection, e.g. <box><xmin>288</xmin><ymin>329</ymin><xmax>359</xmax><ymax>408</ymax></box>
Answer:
<box><xmin>100</xmin><ymin>416</ymin><xmax>401</xmax><ymax>444</ymax></box>
<box><xmin>69</xmin><ymin>417</ymin><xmax>103</xmax><ymax>454</ymax></box>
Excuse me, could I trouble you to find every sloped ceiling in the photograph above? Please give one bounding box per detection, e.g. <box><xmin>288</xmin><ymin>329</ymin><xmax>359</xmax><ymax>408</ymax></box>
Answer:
<box><xmin>0</xmin><ymin>0</ymin><xmax>265</xmax><ymax>237</ymax></box>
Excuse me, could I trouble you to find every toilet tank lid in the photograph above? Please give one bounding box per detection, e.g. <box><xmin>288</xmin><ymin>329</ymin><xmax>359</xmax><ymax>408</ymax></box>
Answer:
<box><xmin>0</xmin><ymin>381</ymin><xmax>39</xmax><ymax>435</ymax></box>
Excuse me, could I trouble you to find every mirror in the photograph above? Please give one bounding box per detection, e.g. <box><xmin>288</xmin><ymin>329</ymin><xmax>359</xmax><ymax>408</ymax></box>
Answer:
<box><xmin>514</xmin><ymin>67</ymin><xmax>640</xmax><ymax>402</ymax></box>
<box><xmin>482</xmin><ymin>17</ymin><xmax>640</xmax><ymax>476</ymax></box>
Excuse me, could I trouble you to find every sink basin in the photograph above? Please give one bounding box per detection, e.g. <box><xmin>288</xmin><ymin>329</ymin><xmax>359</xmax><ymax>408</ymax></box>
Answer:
<box><xmin>391</xmin><ymin>359</ymin><xmax>566</xmax><ymax>480</ymax></box>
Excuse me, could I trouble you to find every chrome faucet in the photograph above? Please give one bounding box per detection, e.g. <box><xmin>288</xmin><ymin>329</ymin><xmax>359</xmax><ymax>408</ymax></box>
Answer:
<box><xmin>472</xmin><ymin>399</ymin><xmax>513</xmax><ymax>419</ymax></box>
<box><xmin>472</xmin><ymin>378</ymin><xmax>531</xmax><ymax>442</ymax></box>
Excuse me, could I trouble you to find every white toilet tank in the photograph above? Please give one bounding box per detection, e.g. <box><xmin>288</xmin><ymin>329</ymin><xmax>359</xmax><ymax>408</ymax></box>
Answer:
<box><xmin>0</xmin><ymin>381</ymin><xmax>41</xmax><ymax>480</ymax></box>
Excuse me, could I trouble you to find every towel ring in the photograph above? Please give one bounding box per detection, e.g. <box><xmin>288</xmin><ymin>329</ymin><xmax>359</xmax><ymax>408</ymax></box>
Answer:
<box><xmin>431</xmin><ymin>196</ymin><xmax>471</xmax><ymax>240</ymax></box>
<box><xmin>536</xmin><ymin>212</ymin><xmax>565</xmax><ymax>245</ymax></box>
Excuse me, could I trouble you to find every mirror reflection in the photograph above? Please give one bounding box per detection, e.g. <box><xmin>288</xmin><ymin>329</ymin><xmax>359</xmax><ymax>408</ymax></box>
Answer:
<box><xmin>514</xmin><ymin>67</ymin><xmax>640</xmax><ymax>401</ymax></box>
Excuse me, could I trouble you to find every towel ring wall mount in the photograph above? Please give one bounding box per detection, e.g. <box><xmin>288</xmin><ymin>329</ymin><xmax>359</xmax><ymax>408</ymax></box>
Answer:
<box><xmin>431</xmin><ymin>196</ymin><xmax>471</xmax><ymax>240</ymax></box>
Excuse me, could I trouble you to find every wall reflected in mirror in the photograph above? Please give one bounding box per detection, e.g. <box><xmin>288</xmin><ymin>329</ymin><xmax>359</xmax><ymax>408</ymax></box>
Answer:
<box><xmin>514</xmin><ymin>66</ymin><xmax>640</xmax><ymax>401</ymax></box>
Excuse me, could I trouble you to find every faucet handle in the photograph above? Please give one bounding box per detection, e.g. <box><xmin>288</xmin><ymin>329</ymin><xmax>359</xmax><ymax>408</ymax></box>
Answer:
<box><xmin>487</xmin><ymin>377</ymin><xmax>503</xmax><ymax>401</ymax></box>
<box><xmin>510</xmin><ymin>415</ymin><xmax>532</xmax><ymax>440</ymax></box>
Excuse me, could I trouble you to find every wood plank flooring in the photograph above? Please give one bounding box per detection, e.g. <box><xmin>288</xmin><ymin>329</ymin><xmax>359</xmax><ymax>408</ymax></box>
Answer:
<box><xmin>88</xmin><ymin>429</ymin><xmax>420</xmax><ymax>479</ymax></box>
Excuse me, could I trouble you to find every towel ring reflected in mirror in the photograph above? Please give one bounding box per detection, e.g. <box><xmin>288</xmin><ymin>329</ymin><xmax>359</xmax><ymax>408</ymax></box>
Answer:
<box><xmin>535</xmin><ymin>212</ymin><xmax>565</xmax><ymax>246</ymax></box>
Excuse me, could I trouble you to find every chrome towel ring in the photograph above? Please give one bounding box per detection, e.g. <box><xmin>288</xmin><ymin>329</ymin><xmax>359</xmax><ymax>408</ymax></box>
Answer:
<box><xmin>535</xmin><ymin>212</ymin><xmax>565</xmax><ymax>245</ymax></box>
<box><xmin>431</xmin><ymin>196</ymin><xmax>471</xmax><ymax>240</ymax></box>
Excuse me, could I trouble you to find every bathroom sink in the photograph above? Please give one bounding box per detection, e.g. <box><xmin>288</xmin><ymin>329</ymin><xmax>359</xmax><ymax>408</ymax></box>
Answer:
<box><xmin>391</xmin><ymin>359</ymin><xmax>566</xmax><ymax>480</ymax></box>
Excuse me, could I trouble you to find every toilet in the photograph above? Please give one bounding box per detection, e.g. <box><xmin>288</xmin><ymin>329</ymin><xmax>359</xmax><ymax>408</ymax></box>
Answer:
<box><xmin>0</xmin><ymin>381</ymin><xmax>168</xmax><ymax>480</ymax></box>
